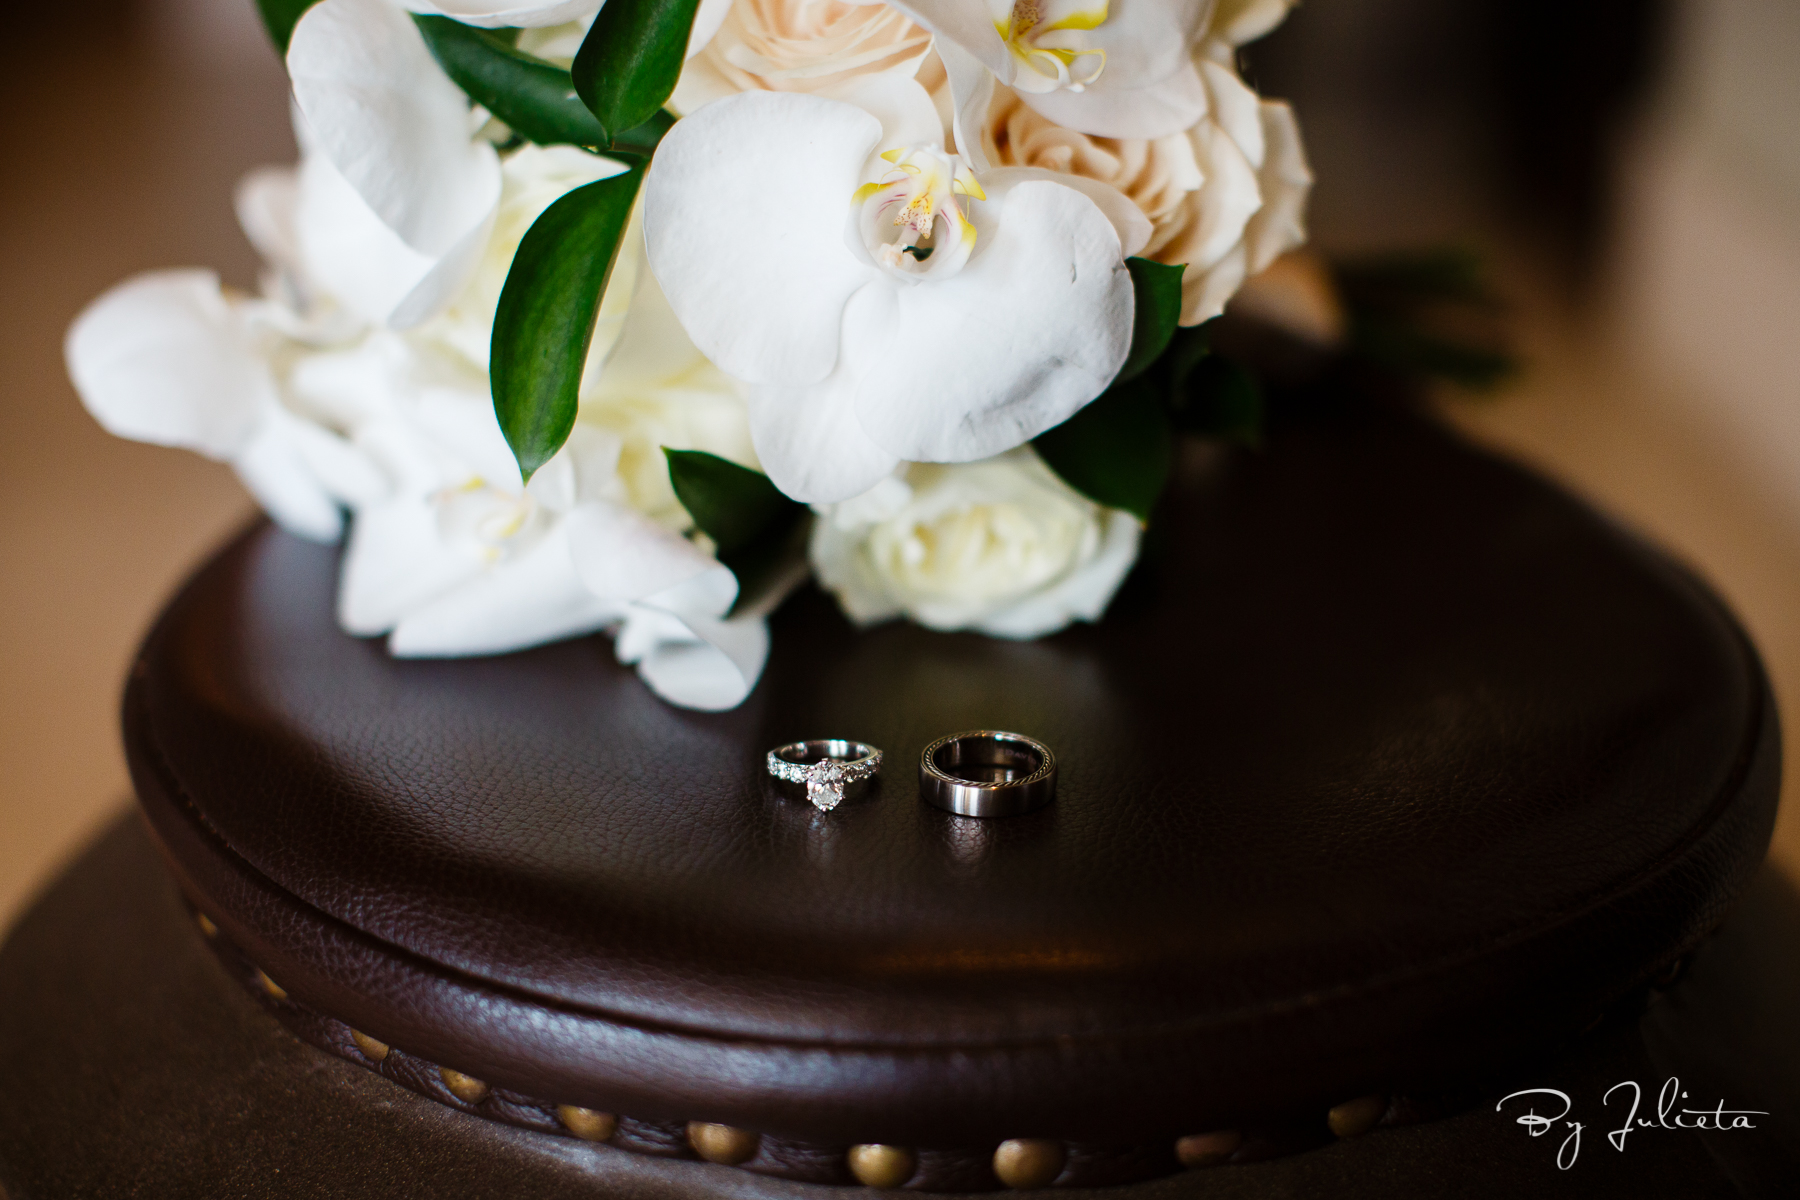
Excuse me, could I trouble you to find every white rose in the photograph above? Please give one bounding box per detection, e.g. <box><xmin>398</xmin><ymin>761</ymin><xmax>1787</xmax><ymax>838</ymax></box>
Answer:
<box><xmin>671</xmin><ymin>0</ymin><xmax>942</xmax><ymax>114</ymax></box>
<box><xmin>810</xmin><ymin>450</ymin><xmax>1141</xmax><ymax>638</ymax></box>
<box><xmin>977</xmin><ymin>59</ymin><xmax>1312</xmax><ymax>326</ymax></box>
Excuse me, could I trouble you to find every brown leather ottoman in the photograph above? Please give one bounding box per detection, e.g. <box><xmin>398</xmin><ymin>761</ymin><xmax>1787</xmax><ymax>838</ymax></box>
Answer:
<box><xmin>2</xmin><ymin>406</ymin><xmax>1796</xmax><ymax>1196</ymax></box>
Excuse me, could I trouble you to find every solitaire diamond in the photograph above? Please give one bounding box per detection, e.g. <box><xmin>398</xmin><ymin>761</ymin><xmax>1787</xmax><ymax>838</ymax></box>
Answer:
<box><xmin>806</xmin><ymin>761</ymin><xmax>847</xmax><ymax>811</ymax></box>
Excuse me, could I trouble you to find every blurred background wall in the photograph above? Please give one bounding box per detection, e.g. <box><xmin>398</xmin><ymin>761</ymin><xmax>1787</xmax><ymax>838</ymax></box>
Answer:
<box><xmin>2</xmin><ymin>0</ymin><xmax>1798</xmax><ymax>930</ymax></box>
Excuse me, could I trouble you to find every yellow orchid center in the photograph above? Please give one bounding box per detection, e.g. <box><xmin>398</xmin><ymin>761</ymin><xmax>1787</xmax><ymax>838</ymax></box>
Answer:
<box><xmin>995</xmin><ymin>0</ymin><xmax>1108</xmax><ymax>93</ymax></box>
<box><xmin>852</xmin><ymin>146</ymin><xmax>986</xmax><ymax>281</ymax></box>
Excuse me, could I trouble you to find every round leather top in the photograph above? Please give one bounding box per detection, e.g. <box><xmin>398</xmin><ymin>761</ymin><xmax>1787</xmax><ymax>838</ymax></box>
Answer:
<box><xmin>124</xmin><ymin>407</ymin><xmax>1779</xmax><ymax>1147</ymax></box>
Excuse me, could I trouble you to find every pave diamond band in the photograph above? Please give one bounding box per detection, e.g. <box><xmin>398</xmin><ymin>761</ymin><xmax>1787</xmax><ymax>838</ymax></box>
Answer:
<box><xmin>767</xmin><ymin>740</ymin><xmax>884</xmax><ymax>811</ymax></box>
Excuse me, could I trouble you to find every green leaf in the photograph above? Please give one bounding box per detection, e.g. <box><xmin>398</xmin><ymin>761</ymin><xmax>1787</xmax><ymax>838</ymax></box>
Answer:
<box><xmin>1173</xmin><ymin>355</ymin><xmax>1264</xmax><ymax>445</ymax></box>
<box><xmin>1336</xmin><ymin>246</ymin><xmax>1500</xmax><ymax>309</ymax></box>
<box><xmin>572</xmin><ymin>0</ymin><xmax>703</xmax><ymax>144</ymax></box>
<box><xmin>414</xmin><ymin>16</ymin><xmax>609</xmax><ymax>149</ymax></box>
<box><xmin>1033</xmin><ymin>377</ymin><xmax>1174</xmax><ymax>522</ymax></box>
<box><xmin>1351</xmin><ymin>315</ymin><xmax>1517</xmax><ymax>391</ymax></box>
<box><xmin>491</xmin><ymin>165</ymin><xmax>644</xmax><ymax>482</ymax></box>
<box><xmin>1161</xmin><ymin>320</ymin><xmax>1214</xmax><ymax>392</ymax></box>
<box><xmin>256</xmin><ymin>0</ymin><xmax>318</xmax><ymax>55</ymax></box>
<box><xmin>664</xmin><ymin>449</ymin><xmax>805</xmax><ymax>555</ymax></box>
<box><xmin>609</xmin><ymin>108</ymin><xmax>677</xmax><ymax>158</ymax></box>
<box><xmin>665</xmin><ymin>449</ymin><xmax>810</xmax><ymax>616</ymax></box>
<box><xmin>1117</xmin><ymin>257</ymin><xmax>1186</xmax><ymax>384</ymax></box>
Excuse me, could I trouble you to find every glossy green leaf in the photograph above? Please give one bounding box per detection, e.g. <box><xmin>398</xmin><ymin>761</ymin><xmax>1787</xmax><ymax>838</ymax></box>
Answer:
<box><xmin>256</xmin><ymin>0</ymin><xmax>318</xmax><ymax>54</ymax></box>
<box><xmin>609</xmin><ymin>109</ymin><xmax>677</xmax><ymax>159</ymax></box>
<box><xmin>1116</xmin><ymin>257</ymin><xmax>1186</xmax><ymax>384</ymax></box>
<box><xmin>414</xmin><ymin>16</ymin><xmax>609</xmax><ymax>149</ymax></box>
<box><xmin>491</xmin><ymin>165</ymin><xmax>643</xmax><ymax>481</ymax></box>
<box><xmin>573</xmin><ymin>0</ymin><xmax>703</xmax><ymax>144</ymax></box>
<box><xmin>665</xmin><ymin>449</ymin><xmax>809</xmax><ymax>616</ymax></box>
<box><xmin>1033</xmin><ymin>376</ymin><xmax>1174</xmax><ymax>522</ymax></box>
<box><xmin>664</xmin><ymin>449</ymin><xmax>805</xmax><ymax>555</ymax></box>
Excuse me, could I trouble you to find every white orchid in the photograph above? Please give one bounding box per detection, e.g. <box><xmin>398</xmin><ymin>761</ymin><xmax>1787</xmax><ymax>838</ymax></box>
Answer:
<box><xmin>311</xmin><ymin>328</ymin><xmax>769</xmax><ymax>710</ymax></box>
<box><xmin>644</xmin><ymin>77</ymin><xmax>1143</xmax><ymax>504</ymax></box>
<box><xmin>285</xmin><ymin>0</ymin><xmax>505</xmax><ymax>329</ymax></box>
<box><xmin>895</xmin><ymin>0</ymin><xmax>1213</xmax><ymax>140</ymax></box>
<box><xmin>65</xmin><ymin>271</ymin><xmax>374</xmax><ymax>544</ymax></box>
<box><xmin>968</xmin><ymin>0</ymin><xmax>1309</xmax><ymax>325</ymax></box>
<box><xmin>810</xmin><ymin>449</ymin><xmax>1140</xmax><ymax>637</ymax></box>
<box><xmin>69</xmin><ymin>55</ymin><xmax>779</xmax><ymax>710</ymax></box>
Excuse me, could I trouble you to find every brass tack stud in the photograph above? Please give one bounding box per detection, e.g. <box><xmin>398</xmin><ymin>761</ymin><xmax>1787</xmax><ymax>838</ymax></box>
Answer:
<box><xmin>1175</xmin><ymin>1130</ymin><xmax>1242</xmax><ymax>1168</ymax></box>
<box><xmin>558</xmin><ymin>1105</ymin><xmax>618</xmax><ymax>1143</ymax></box>
<box><xmin>350</xmin><ymin>1029</ymin><xmax>390</xmax><ymax>1062</ymax></box>
<box><xmin>1327</xmin><ymin>1094</ymin><xmax>1387</xmax><ymax>1139</ymax></box>
<box><xmin>255</xmin><ymin>970</ymin><xmax>287</xmax><ymax>1001</ymax></box>
<box><xmin>687</xmin><ymin>1121</ymin><xmax>760</xmax><ymax>1165</ymax></box>
<box><xmin>993</xmin><ymin>1138</ymin><xmax>1065</xmax><ymax>1189</ymax></box>
<box><xmin>848</xmin><ymin>1144</ymin><xmax>916</xmax><ymax>1189</ymax></box>
<box><xmin>440</xmin><ymin>1068</ymin><xmax>490</xmax><ymax>1105</ymax></box>
<box><xmin>195</xmin><ymin>913</ymin><xmax>219</xmax><ymax>938</ymax></box>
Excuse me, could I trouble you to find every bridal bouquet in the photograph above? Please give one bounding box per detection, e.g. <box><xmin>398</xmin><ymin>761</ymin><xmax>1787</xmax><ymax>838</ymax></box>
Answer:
<box><xmin>68</xmin><ymin>0</ymin><xmax>1309</xmax><ymax>710</ymax></box>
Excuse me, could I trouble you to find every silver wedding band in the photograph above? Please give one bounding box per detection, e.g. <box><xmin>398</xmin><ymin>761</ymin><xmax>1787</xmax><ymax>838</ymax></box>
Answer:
<box><xmin>918</xmin><ymin>731</ymin><xmax>1056</xmax><ymax>817</ymax></box>
<box><xmin>766</xmin><ymin>740</ymin><xmax>883</xmax><ymax>811</ymax></box>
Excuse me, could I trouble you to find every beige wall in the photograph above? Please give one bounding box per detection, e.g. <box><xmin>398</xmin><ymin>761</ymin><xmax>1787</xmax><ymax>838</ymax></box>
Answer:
<box><xmin>0</xmin><ymin>3</ymin><xmax>286</xmax><ymax>929</ymax></box>
<box><xmin>1613</xmin><ymin>0</ymin><xmax>1800</xmax><ymax>527</ymax></box>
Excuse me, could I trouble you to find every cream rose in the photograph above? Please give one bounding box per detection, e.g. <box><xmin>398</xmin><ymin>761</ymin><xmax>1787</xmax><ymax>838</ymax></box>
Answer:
<box><xmin>977</xmin><ymin>63</ymin><xmax>1311</xmax><ymax>326</ymax></box>
<box><xmin>671</xmin><ymin>0</ymin><xmax>943</xmax><ymax>114</ymax></box>
<box><xmin>809</xmin><ymin>450</ymin><xmax>1140</xmax><ymax>638</ymax></box>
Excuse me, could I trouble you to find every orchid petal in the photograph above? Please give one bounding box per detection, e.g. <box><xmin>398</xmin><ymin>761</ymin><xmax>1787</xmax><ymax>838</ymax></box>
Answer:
<box><xmin>744</xmin><ymin>285</ymin><xmax>902</xmax><ymax>504</ymax></box>
<box><xmin>66</xmin><ymin>270</ymin><xmax>270</xmax><ymax>460</ymax></box>
<box><xmin>1018</xmin><ymin>57</ymin><xmax>1208</xmax><ymax>139</ymax></box>
<box><xmin>388</xmin><ymin>205</ymin><xmax>501</xmax><ymax>329</ymax></box>
<box><xmin>615</xmin><ymin>605</ymin><xmax>769</xmax><ymax>711</ymax></box>
<box><xmin>644</xmin><ymin>91</ymin><xmax>878</xmax><ymax>386</ymax></box>
<box><xmin>565</xmin><ymin>501</ymin><xmax>736</xmax><ymax>604</ymax></box>
<box><xmin>819</xmin><ymin>73</ymin><xmax>943</xmax><ymax>156</ymax></box>
<box><xmin>885</xmin><ymin>0</ymin><xmax>1011</xmax><ymax>77</ymax></box>
<box><xmin>937</xmin><ymin>35</ymin><xmax>997</xmax><ymax>171</ymax></box>
<box><xmin>290</xmin><ymin>0</ymin><xmax>502</xmax><ymax>257</ymax></box>
<box><xmin>404</xmin><ymin>0</ymin><xmax>603</xmax><ymax>28</ymax></box>
<box><xmin>855</xmin><ymin>179</ymin><xmax>1132</xmax><ymax>463</ymax></box>
<box><xmin>338</xmin><ymin>497</ymin><xmax>485</xmax><ymax>635</ymax></box>
<box><xmin>233</xmin><ymin>414</ymin><xmax>348</xmax><ymax>544</ymax></box>
<box><xmin>236</xmin><ymin>167</ymin><xmax>302</xmax><ymax>278</ymax></box>
<box><xmin>294</xmin><ymin>145</ymin><xmax>447</xmax><ymax>326</ymax></box>
<box><xmin>388</xmin><ymin>528</ymin><xmax>625</xmax><ymax>656</ymax></box>
<box><xmin>981</xmin><ymin>165</ymin><xmax>1150</xmax><ymax>257</ymax></box>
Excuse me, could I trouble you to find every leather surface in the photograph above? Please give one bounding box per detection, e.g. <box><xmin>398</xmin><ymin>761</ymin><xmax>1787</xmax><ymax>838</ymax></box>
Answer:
<box><xmin>7</xmin><ymin>814</ymin><xmax>1794</xmax><ymax>1198</ymax></box>
<box><xmin>122</xmin><ymin>406</ymin><xmax>1780</xmax><ymax>1146</ymax></box>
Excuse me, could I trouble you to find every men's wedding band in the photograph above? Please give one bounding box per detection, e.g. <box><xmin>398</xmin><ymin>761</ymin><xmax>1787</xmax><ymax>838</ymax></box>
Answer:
<box><xmin>918</xmin><ymin>731</ymin><xmax>1056</xmax><ymax>817</ymax></box>
<box><xmin>766</xmin><ymin>740</ymin><xmax>883</xmax><ymax>812</ymax></box>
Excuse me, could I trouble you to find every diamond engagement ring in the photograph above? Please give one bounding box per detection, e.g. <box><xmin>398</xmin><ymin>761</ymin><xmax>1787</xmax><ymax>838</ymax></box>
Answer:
<box><xmin>766</xmin><ymin>740</ymin><xmax>884</xmax><ymax>811</ymax></box>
